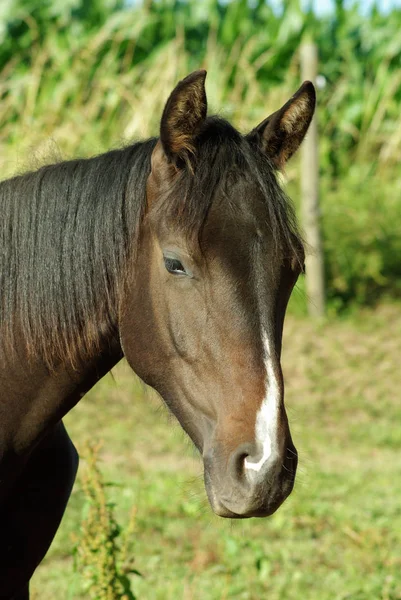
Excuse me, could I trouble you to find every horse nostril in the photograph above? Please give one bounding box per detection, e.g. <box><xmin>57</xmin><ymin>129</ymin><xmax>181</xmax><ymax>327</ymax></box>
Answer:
<box><xmin>229</xmin><ymin>443</ymin><xmax>256</xmax><ymax>480</ymax></box>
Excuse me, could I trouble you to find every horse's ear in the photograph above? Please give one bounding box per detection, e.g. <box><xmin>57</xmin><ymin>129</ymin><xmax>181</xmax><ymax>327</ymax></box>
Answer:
<box><xmin>160</xmin><ymin>70</ymin><xmax>207</xmax><ymax>167</ymax></box>
<box><xmin>247</xmin><ymin>81</ymin><xmax>316</xmax><ymax>170</ymax></box>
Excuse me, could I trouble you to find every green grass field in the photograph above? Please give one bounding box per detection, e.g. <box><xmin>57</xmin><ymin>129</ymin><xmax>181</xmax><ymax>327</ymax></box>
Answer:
<box><xmin>30</xmin><ymin>303</ymin><xmax>401</xmax><ymax>600</ymax></box>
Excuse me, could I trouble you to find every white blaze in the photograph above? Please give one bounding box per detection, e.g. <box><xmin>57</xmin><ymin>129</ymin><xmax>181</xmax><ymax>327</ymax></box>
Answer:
<box><xmin>244</xmin><ymin>329</ymin><xmax>281</xmax><ymax>472</ymax></box>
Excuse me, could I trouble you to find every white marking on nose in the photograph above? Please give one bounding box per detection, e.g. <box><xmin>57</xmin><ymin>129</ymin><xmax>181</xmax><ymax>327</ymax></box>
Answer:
<box><xmin>244</xmin><ymin>329</ymin><xmax>280</xmax><ymax>472</ymax></box>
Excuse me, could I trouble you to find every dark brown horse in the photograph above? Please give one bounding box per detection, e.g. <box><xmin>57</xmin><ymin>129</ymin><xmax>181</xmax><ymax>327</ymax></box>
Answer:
<box><xmin>0</xmin><ymin>71</ymin><xmax>315</xmax><ymax>598</ymax></box>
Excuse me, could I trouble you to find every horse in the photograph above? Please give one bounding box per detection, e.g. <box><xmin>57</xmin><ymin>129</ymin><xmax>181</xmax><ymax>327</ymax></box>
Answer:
<box><xmin>0</xmin><ymin>70</ymin><xmax>315</xmax><ymax>598</ymax></box>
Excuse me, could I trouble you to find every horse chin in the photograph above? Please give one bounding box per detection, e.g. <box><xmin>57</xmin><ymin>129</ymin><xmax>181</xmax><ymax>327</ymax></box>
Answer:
<box><xmin>206</xmin><ymin>489</ymin><xmax>288</xmax><ymax>520</ymax></box>
<box><xmin>213</xmin><ymin>503</ymin><xmax>280</xmax><ymax>519</ymax></box>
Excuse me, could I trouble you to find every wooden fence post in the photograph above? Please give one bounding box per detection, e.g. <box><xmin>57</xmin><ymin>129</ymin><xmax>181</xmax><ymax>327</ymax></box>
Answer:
<box><xmin>300</xmin><ymin>40</ymin><xmax>325</xmax><ymax>318</ymax></box>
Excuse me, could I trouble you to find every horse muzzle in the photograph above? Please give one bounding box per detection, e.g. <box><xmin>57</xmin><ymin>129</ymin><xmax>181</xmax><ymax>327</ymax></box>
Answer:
<box><xmin>203</xmin><ymin>440</ymin><xmax>298</xmax><ymax>519</ymax></box>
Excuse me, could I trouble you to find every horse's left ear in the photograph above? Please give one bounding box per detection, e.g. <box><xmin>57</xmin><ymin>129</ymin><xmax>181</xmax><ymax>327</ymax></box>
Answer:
<box><xmin>160</xmin><ymin>70</ymin><xmax>207</xmax><ymax>167</ymax></box>
<box><xmin>247</xmin><ymin>81</ymin><xmax>316</xmax><ymax>170</ymax></box>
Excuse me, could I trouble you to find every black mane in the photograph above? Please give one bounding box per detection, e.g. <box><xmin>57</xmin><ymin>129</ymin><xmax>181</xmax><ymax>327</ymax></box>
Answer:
<box><xmin>0</xmin><ymin>117</ymin><xmax>302</xmax><ymax>366</ymax></box>
<box><xmin>159</xmin><ymin>117</ymin><xmax>303</xmax><ymax>257</ymax></box>
<box><xmin>0</xmin><ymin>139</ymin><xmax>157</xmax><ymax>365</ymax></box>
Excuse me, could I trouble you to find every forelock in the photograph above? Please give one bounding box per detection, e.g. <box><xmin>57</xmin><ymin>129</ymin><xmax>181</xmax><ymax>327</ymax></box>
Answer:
<box><xmin>155</xmin><ymin>116</ymin><xmax>304</xmax><ymax>264</ymax></box>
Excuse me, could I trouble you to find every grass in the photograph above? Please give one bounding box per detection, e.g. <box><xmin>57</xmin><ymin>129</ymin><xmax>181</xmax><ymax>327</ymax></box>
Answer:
<box><xmin>30</xmin><ymin>303</ymin><xmax>401</xmax><ymax>600</ymax></box>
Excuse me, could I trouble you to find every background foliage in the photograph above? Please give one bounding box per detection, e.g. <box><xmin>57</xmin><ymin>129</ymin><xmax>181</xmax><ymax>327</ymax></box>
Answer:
<box><xmin>1</xmin><ymin>0</ymin><xmax>401</xmax><ymax>309</ymax></box>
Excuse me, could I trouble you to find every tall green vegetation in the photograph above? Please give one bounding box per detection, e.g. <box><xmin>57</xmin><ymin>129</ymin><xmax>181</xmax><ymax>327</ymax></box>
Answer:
<box><xmin>72</xmin><ymin>443</ymin><xmax>138</xmax><ymax>599</ymax></box>
<box><xmin>1</xmin><ymin>0</ymin><xmax>400</xmax><ymax>308</ymax></box>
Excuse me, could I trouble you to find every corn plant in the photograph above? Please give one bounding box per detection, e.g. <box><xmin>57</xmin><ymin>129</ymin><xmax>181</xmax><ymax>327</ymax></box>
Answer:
<box><xmin>1</xmin><ymin>0</ymin><xmax>401</xmax><ymax>308</ymax></box>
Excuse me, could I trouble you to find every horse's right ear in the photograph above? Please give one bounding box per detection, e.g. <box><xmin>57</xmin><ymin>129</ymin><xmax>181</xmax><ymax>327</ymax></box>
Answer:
<box><xmin>159</xmin><ymin>70</ymin><xmax>207</xmax><ymax>167</ymax></box>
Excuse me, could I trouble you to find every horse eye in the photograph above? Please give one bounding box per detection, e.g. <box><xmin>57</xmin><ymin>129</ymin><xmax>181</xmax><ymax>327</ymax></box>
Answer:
<box><xmin>164</xmin><ymin>256</ymin><xmax>187</xmax><ymax>275</ymax></box>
